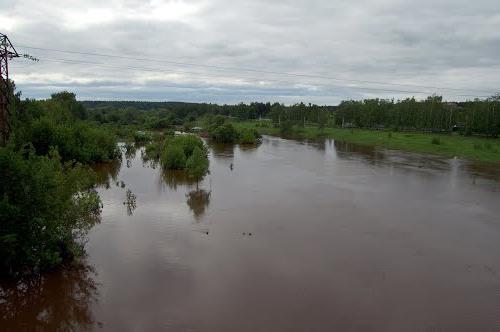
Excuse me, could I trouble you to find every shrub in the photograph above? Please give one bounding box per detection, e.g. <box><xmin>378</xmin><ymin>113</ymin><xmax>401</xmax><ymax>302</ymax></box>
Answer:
<box><xmin>210</xmin><ymin>123</ymin><xmax>239</xmax><ymax>143</ymax></box>
<box><xmin>238</xmin><ymin>128</ymin><xmax>260</xmax><ymax>144</ymax></box>
<box><xmin>162</xmin><ymin>145</ymin><xmax>187</xmax><ymax>170</ymax></box>
<box><xmin>133</xmin><ymin>131</ymin><xmax>152</xmax><ymax>143</ymax></box>
<box><xmin>168</xmin><ymin>135</ymin><xmax>207</xmax><ymax>158</ymax></box>
<box><xmin>186</xmin><ymin>146</ymin><xmax>209</xmax><ymax>186</ymax></box>
<box><xmin>431</xmin><ymin>137</ymin><xmax>441</xmax><ymax>145</ymax></box>
<box><xmin>25</xmin><ymin>119</ymin><xmax>119</xmax><ymax>164</ymax></box>
<box><xmin>144</xmin><ymin>142</ymin><xmax>162</xmax><ymax>160</ymax></box>
<box><xmin>160</xmin><ymin>135</ymin><xmax>209</xmax><ymax>175</ymax></box>
<box><xmin>0</xmin><ymin>148</ymin><xmax>101</xmax><ymax>277</ymax></box>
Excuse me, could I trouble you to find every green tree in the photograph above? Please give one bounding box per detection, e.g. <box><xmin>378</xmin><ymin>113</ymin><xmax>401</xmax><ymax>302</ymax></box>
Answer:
<box><xmin>210</xmin><ymin>123</ymin><xmax>239</xmax><ymax>143</ymax></box>
<box><xmin>162</xmin><ymin>145</ymin><xmax>187</xmax><ymax>170</ymax></box>
<box><xmin>0</xmin><ymin>148</ymin><xmax>101</xmax><ymax>276</ymax></box>
<box><xmin>51</xmin><ymin>91</ymin><xmax>87</xmax><ymax>120</ymax></box>
<box><xmin>186</xmin><ymin>146</ymin><xmax>209</xmax><ymax>189</ymax></box>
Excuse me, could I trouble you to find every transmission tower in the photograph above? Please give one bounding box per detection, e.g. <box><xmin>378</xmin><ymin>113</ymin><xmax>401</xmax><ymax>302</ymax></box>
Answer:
<box><xmin>0</xmin><ymin>33</ymin><xmax>19</xmax><ymax>145</ymax></box>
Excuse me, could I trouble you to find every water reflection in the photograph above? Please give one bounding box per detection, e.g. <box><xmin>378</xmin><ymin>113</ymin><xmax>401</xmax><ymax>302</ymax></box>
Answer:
<box><xmin>161</xmin><ymin>170</ymin><xmax>197</xmax><ymax>190</ymax></box>
<box><xmin>464</xmin><ymin>162</ymin><xmax>500</xmax><ymax>182</ymax></box>
<box><xmin>140</xmin><ymin>150</ymin><xmax>160</xmax><ymax>169</ymax></box>
<box><xmin>186</xmin><ymin>189</ymin><xmax>211</xmax><ymax>220</ymax></box>
<box><xmin>123</xmin><ymin>143</ymin><xmax>137</xmax><ymax>160</ymax></box>
<box><xmin>333</xmin><ymin>140</ymin><xmax>454</xmax><ymax>172</ymax></box>
<box><xmin>237</xmin><ymin>143</ymin><xmax>259</xmax><ymax>155</ymax></box>
<box><xmin>306</xmin><ymin>139</ymin><xmax>326</xmax><ymax>151</ymax></box>
<box><xmin>92</xmin><ymin>159</ymin><xmax>122</xmax><ymax>188</ymax></box>
<box><xmin>210</xmin><ymin>143</ymin><xmax>235</xmax><ymax>160</ymax></box>
<box><xmin>0</xmin><ymin>263</ymin><xmax>99</xmax><ymax>331</ymax></box>
<box><xmin>334</xmin><ymin>140</ymin><xmax>380</xmax><ymax>160</ymax></box>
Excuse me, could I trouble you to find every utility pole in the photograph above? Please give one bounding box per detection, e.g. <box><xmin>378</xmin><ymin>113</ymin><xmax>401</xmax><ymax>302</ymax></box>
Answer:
<box><xmin>0</xmin><ymin>33</ymin><xmax>19</xmax><ymax>146</ymax></box>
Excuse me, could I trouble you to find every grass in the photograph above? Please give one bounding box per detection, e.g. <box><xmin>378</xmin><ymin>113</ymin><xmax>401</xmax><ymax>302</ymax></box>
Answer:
<box><xmin>233</xmin><ymin>120</ymin><xmax>500</xmax><ymax>163</ymax></box>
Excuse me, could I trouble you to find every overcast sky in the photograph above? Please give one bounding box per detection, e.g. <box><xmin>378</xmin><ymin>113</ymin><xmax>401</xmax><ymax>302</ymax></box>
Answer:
<box><xmin>2</xmin><ymin>0</ymin><xmax>500</xmax><ymax>104</ymax></box>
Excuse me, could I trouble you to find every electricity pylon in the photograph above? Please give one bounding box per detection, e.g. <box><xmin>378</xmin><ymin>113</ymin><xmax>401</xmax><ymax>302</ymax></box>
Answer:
<box><xmin>0</xmin><ymin>33</ymin><xmax>19</xmax><ymax>145</ymax></box>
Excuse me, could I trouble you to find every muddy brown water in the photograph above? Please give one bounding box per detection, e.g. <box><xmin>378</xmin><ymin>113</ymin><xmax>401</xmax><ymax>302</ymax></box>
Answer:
<box><xmin>2</xmin><ymin>136</ymin><xmax>500</xmax><ymax>331</ymax></box>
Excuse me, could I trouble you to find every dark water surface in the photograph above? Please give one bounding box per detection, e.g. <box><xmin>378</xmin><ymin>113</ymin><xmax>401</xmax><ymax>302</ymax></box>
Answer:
<box><xmin>2</xmin><ymin>137</ymin><xmax>500</xmax><ymax>331</ymax></box>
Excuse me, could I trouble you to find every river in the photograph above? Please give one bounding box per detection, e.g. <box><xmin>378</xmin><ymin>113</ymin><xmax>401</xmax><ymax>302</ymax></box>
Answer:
<box><xmin>2</xmin><ymin>136</ymin><xmax>500</xmax><ymax>331</ymax></box>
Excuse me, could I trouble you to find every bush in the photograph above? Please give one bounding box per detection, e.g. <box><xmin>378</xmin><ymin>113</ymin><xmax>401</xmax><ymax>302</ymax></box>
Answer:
<box><xmin>210</xmin><ymin>123</ymin><xmax>239</xmax><ymax>143</ymax></box>
<box><xmin>168</xmin><ymin>135</ymin><xmax>207</xmax><ymax>158</ymax></box>
<box><xmin>238</xmin><ymin>128</ymin><xmax>260</xmax><ymax>144</ymax></box>
<box><xmin>22</xmin><ymin>119</ymin><xmax>119</xmax><ymax>164</ymax></box>
<box><xmin>162</xmin><ymin>145</ymin><xmax>187</xmax><ymax>170</ymax></box>
<box><xmin>186</xmin><ymin>146</ymin><xmax>209</xmax><ymax>185</ymax></box>
<box><xmin>144</xmin><ymin>142</ymin><xmax>162</xmax><ymax>161</ymax></box>
<box><xmin>160</xmin><ymin>135</ymin><xmax>209</xmax><ymax>173</ymax></box>
<box><xmin>0</xmin><ymin>147</ymin><xmax>101</xmax><ymax>277</ymax></box>
<box><xmin>431</xmin><ymin>137</ymin><xmax>441</xmax><ymax>145</ymax></box>
<box><xmin>133</xmin><ymin>131</ymin><xmax>152</xmax><ymax>143</ymax></box>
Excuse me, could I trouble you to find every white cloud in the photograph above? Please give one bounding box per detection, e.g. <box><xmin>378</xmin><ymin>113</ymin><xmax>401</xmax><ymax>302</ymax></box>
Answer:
<box><xmin>0</xmin><ymin>15</ymin><xmax>19</xmax><ymax>31</ymax></box>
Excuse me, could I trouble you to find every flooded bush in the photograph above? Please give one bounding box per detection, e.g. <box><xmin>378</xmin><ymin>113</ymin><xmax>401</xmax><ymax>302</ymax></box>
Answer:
<box><xmin>144</xmin><ymin>142</ymin><xmax>162</xmax><ymax>161</ymax></box>
<box><xmin>211</xmin><ymin>123</ymin><xmax>239</xmax><ymax>143</ymax></box>
<box><xmin>161</xmin><ymin>135</ymin><xmax>208</xmax><ymax>171</ymax></box>
<box><xmin>238</xmin><ymin>128</ymin><xmax>261</xmax><ymax>144</ymax></box>
<box><xmin>186</xmin><ymin>147</ymin><xmax>210</xmax><ymax>187</ymax></box>
<box><xmin>162</xmin><ymin>145</ymin><xmax>187</xmax><ymax>169</ymax></box>
<box><xmin>0</xmin><ymin>148</ymin><xmax>101</xmax><ymax>277</ymax></box>
<box><xmin>133</xmin><ymin>131</ymin><xmax>152</xmax><ymax>143</ymax></box>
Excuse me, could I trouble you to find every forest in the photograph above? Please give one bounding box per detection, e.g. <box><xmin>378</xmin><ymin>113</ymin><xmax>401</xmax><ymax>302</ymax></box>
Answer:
<box><xmin>335</xmin><ymin>96</ymin><xmax>500</xmax><ymax>137</ymax></box>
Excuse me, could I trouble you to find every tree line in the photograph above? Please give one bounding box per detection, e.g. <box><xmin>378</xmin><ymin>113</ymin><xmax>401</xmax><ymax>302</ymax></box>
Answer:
<box><xmin>84</xmin><ymin>100</ymin><xmax>334</xmax><ymax>130</ymax></box>
<box><xmin>335</xmin><ymin>96</ymin><xmax>500</xmax><ymax>137</ymax></box>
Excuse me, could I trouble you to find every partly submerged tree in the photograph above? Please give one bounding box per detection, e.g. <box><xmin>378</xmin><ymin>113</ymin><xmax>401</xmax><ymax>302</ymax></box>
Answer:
<box><xmin>186</xmin><ymin>146</ymin><xmax>209</xmax><ymax>189</ymax></box>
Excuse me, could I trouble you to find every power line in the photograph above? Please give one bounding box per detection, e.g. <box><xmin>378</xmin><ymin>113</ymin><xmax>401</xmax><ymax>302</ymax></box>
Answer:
<box><xmin>29</xmin><ymin>56</ymin><xmax>491</xmax><ymax>98</ymax></box>
<box><xmin>16</xmin><ymin>44</ymin><xmax>498</xmax><ymax>96</ymax></box>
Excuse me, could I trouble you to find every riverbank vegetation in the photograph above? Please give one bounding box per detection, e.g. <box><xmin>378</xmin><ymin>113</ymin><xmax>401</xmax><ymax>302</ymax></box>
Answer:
<box><xmin>84</xmin><ymin>100</ymin><xmax>331</xmax><ymax>141</ymax></box>
<box><xmin>1</xmin><ymin>86</ymin><xmax>119</xmax><ymax>277</ymax></box>
<box><xmin>83</xmin><ymin>97</ymin><xmax>500</xmax><ymax>162</ymax></box>
<box><xmin>203</xmin><ymin>115</ymin><xmax>261</xmax><ymax>144</ymax></box>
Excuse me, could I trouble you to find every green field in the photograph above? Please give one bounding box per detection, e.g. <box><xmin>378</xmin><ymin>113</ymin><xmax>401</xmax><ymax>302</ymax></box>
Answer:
<box><xmin>234</xmin><ymin>121</ymin><xmax>500</xmax><ymax>163</ymax></box>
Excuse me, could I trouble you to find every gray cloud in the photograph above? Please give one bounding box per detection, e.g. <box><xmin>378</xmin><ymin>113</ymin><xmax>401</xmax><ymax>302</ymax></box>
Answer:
<box><xmin>2</xmin><ymin>0</ymin><xmax>500</xmax><ymax>104</ymax></box>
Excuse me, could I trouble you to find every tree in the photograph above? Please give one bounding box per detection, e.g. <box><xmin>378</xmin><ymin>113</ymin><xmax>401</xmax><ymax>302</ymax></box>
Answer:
<box><xmin>210</xmin><ymin>123</ymin><xmax>239</xmax><ymax>143</ymax></box>
<box><xmin>162</xmin><ymin>145</ymin><xmax>187</xmax><ymax>170</ymax></box>
<box><xmin>0</xmin><ymin>148</ymin><xmax>101</xmax><ymax>276</ymax></box>
<box><xmin>186</xmin><ymin>146</ymin><xmax>209</xmax><ymax>189</ymax></box>
<box><xmin>51</xmin><ymin>91</ymin><xmax>87</xmax><ymax>120</ymax></box>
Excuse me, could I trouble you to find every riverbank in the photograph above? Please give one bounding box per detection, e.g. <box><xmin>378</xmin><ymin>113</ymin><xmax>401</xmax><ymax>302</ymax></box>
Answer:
<box><xmin>233</xmin><ymin>121</ymin><xmax>500</xmax><ymax>163</ymax></box>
